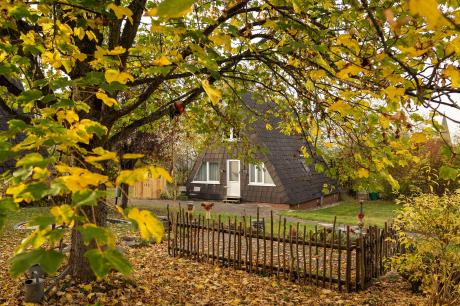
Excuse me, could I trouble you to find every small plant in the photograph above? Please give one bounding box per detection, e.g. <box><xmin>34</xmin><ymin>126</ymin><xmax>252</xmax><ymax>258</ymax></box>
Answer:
<box><xmin>390</xmin><ymin>193</ymin><xmax>460</xmax><ymax>305</ymax></box>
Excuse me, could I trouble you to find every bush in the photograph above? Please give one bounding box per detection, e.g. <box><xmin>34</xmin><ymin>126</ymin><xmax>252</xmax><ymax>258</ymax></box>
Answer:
<box><xmin>390</xmin><ymin>193</ymin><xmax>460</xmax><ymax>304</ymax></box>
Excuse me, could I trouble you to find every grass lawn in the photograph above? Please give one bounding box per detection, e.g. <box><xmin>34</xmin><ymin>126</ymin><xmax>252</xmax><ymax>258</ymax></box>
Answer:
<box><xmin>280</xmin><ymin>200</ymin><xmax>399</xmax><ymax>227</ymax></box>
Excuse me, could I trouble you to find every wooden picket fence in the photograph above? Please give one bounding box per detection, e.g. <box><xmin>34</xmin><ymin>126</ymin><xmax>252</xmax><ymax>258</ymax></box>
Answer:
<box><xmin>166</xmin><ymin>208</ymin><xmax>400</xmax><ymax>292</ymax></box>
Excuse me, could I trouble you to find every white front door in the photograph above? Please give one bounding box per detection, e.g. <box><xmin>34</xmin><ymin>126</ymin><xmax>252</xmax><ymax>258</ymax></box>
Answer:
<box><xmin>226</xmin><ymin>160</ymin><xmax>240</xmax><ymax>198</ymax></box>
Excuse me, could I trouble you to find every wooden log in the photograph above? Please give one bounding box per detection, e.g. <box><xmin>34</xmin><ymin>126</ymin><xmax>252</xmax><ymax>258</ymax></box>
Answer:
<box><xmin>234</xmin><ymin>216</ymin><xmax>238</xmax><ymax>268</ymax></box>
<box><xmin>360</xmin><ymin>233</ymin><xmax>365</xmax><ymax>290</ymax></box>
<box><xmin>302</xmin><ymin>226</ymin><xmax>307</xmax><ymax>284</ymax></box>
<box><xmin>263</xmin><ymin>217</ymin><xmax>267</xmax><ymax>275</ymax></box>
<box><xmin>315</xmin><ymin>225</ymin><xmax>319</xmax><ymax>286</ymax></box>
<box><xmin>228</xmin><ymin>218</ymin><xmax>231</xmax><ymax>266</ymax></box>
<box><xmin>346</xmin><ymin>226</ymin><xmax>351</xmax><ymax>292</ymax></box>
<box><xmin>248</xmin><ymin>216</ymin><xmax>252</xmax><ymax>272</ymax></box>
<box><xmin>277</xmin><ymin>215</ymin><xmax>281</xmax><ymax>277</ymax></box>
<box><xmin>196</xmin><ymin>215</ymin><xmax>200</xmax><ymax>260</ymax></box>
<box><xmin>288</xmin><ymin>224</ymin><xmax>293</xmax><ymax>280</ymax></box>
<box><xmin>217</xmin><ymin>216</ymin><xmax>221</xmax><ymax>264</ymax></box>
<box><xmin>256</xmin><ymin>208</ymin><xmax>260</xmax><ymax>273</ymax></box>
<box><xmin>309</xmin><ymin>230</ymin><xmax>312</xmax><ymax>284</ymax></box>
<box><xmin>337</xmin><ymin>229</ymin><xmax>342</xmax><ymax>292</ymax></box>
<box><xmin>330</xmin><ymin>217</ymin><xmax>336</xmax><ymax>289</ymax></box>
<box><xmin>270</xmin><ymin>211</ymin><xmax>274</xmax><ymax>275</ymax></box>
<box><xmin>282</xmin><ymin>218</ymin><xmax>287</xmax><ymax>279</ymax></box>
<box><xmin>296</xmin><ymin>223</ymin><xmax>300</xmax><ymax>282</ymax></box>
<box><xmin>222</xmin><ymin>217</ymin><xmax>225</xmax><ymax>265</ymax></box>
<box><xmin>355</xmin><ymin>233</ymin><xmax>359</xmax><ymax>290</ymax></box>
<box><xmin>212</xmin><ymin>219</ymin><xmax>216</xmax><ymax>264</ymax></box>
<box><xmin>322</xmin><ymin>227</ymin><xmax>327</xmax><ymax>287</ymax></box>
<box><xmin>202</xmin><ymin>215</ymin><xmax>205</xmax><ymax>261</ymax></box>
<box><xmin>243</xmin><ymin>216</ymin><xmax>248</xmax><ymax>271</ymax></box>
<box><xmin>167</xmin><ymin>205</ymin><xmax>171</xmax><ymax>255</ymax></box>
<box><xmin>238</xmin><ymin>221</ymin><xmax>242</xmax><ymax>269</ymax></box>
<box><xmin>207</xmin><ymin>218</ymin><xmax>210</xmax><ymax>262</ymax></box>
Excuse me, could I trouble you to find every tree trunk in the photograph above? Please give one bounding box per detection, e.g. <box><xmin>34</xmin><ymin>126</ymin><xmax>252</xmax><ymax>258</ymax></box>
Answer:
<box><xmin>120</xmin><ymin>183</ymin><xmax>129</xmax><ymax>209</ymax></box>
<box><xmin>69</xmin><ymin>200</ymin><xmax>107</xmax><ymax>282</ymax></box>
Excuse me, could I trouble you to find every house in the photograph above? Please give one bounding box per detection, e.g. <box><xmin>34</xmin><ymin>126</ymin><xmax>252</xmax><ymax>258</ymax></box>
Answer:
<box><xmin>186</xmin><ymin>94</ymin><xmax>339</xmax><ymax>209</ymax></box>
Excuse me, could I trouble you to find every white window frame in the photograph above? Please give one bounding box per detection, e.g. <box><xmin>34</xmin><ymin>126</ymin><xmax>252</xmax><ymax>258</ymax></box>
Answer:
<box><xmin>248</xmin><ymin>162</ymin><xmax>276</xmax><ymax>186</ymax></box>
<box><xmin>192</xmin><ymin>161</ymin><xmax>220</xmax><ymax>184</ymax></box>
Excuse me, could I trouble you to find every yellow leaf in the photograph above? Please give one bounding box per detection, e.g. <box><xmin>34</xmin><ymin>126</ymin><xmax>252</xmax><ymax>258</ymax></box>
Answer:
<box><xmin>209</xmin><ymin>33</ymin><xmax>232</xmax><ymax>52</ymax></box>
<box><xmin>127</xmin><ymin>208</ymin><xmax>164</xmax><ymax>242</ymax></box>
<box><xmin>379</xmin><ymin>115</ymin><xmax>390</xmax><ymax>129</ymax></box>
<box><xmin>104</xmin><ymin>69</ymin><xmax>134</xmax><ymax>84</ymax></box>
<box><xmin>116</xmin><ymin>168</ymin><xmax>150</xmax><ymax>186</ymax></box>
<box><xmin>328</xmin><ymin>100</ymin><xmax>352</xmax><ymax>115</ymax></box>
<box><xmin>336</xmin><ymin>64</ymin><xmax>364</xmax><ymax>79</ymax></box>
<box><xmin>409</xmin><ymin>132</ymin><xmax>427</xmax><ymax>144</ymax></box>
<box><xmin>408</xmin><ymin>0</ymin><xmax>447</xmax><ymax>29</ymax></box>
<box><xmin>107</xmin><ymin>3</ymin><xmax>133</xmax><ymax>24</ymax></box>
<box><xmin>96</xmin><ymin>91</ymin><xmax>117</xmax><ymax>107</ymax></box>
<box><xmin>74</xmin><ymin>27</ymin><xmax>85</xmax><ymax>40</ymax></box>
<box><xmin>336</xmin><ymin>34</ymin><xmax>359</xmax><ymax>52</ymax></box>
<box><xmin>325</xmin><ymin>142</ymin><xmax>333</xmax><ymax>149</ymax></box>
<box><xmin>85</xmin><ymin>147</ymin><xmax>118</xmax><ymax>163</ymax></box>
<box><xmin>357</xmin><ymin>168</ymin><xmax>369</xmax><ymax>178</ymax></box>
<box><xmin>201</xmin><ymin>80</ymin><xmax>221</xmax><ymax>104</ymax></box>
<box><xmin>50</xmin><ymin>204</ymin><xmax>75</xmax><ymax>225</ymax></box>
<box><xmin>384</xmin><ymin>86</ymin><xmax>405</xmax><ymax>100</ymax></box>
<box><xmin>107</xmin><ymin>46</ymin><xmax>126</xmax><ymax>56</ymax></box>
<box><xmin>309</xmin><ymin>70</ymin><xmax>326</xmax><ymax>80</ymax></box>
<box><xmin>150</xmin><ymin>166</ymin><xmax>173</xmax><ymax>183</ymax></box>
<box><xmin>152</xmin><ymin>55</ymin><xmax>172</xmax><ymax>66</ymax></box>
<box><xmin>443</xmin><ymin>65</ymin><xmax>460</xmax><ymax>88</ymax></box>
<box><xmin>85</xmin><ymin>30</ymin><xmax>98</xmax><ymax>42</ymax></box>
<box><xmin>122</xmin><ymin>153</ymin><xmax>145</xmax><ymax>159</ymax></box>
<box><xmin>265</xmin><ymin>123</ymin><xmax>273</xmax><ymax>131</ymax></box>
<box><xmin>56</xmin><ymin>110</ymin><xmax>79</xmax><ymax>124</ymax></box>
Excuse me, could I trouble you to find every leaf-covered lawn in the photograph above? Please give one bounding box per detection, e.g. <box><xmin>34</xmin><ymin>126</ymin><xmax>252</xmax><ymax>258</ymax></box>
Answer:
<box><xmin>280</xmin><ymin>200</ymin><xmax>399</xmax><ymax>227</ymax></box>
<box><xmin>0</xmin><ymin>207</ymin><xmax>424</xmax><ymax>305</ymax></box>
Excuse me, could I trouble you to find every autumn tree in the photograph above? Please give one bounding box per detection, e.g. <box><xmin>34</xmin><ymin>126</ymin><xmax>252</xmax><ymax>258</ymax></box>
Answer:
<box><xmin>1</xmin><ymin>0</ymin><xmax>460</xmax><ymax>283</ymax></box>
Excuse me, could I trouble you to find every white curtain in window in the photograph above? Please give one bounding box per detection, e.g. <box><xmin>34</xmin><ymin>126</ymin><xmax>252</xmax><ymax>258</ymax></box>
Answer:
<box><xmin>208</xmin><ymin>162</ymin><xmax>219</xmax><ymax>181</ymax></box>
<box><xmin>263</xmin><ymin>166</ymin><xmax>274</xmax><ymax>184</ymax></box>
<box><xmin>195</xmin><ymin>163</ymin><xmax>207</xmax><ymax>181</ymax></box>
<box><xmin>249</xmin><ymin>164</ymin><xmax>255</xmax><ymax>183</ymax></box>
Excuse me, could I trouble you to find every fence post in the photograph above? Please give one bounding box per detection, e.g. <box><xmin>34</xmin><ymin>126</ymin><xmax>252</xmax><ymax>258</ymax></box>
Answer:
<box><xmin>337</xmin><ymin>229</ymin><xmax>342</xmax><ymax>291</ymax></box>
<box><xmin>345</xmin><ymin>225</ymin><xmax>351</xmax><ymax>292</ymax></box>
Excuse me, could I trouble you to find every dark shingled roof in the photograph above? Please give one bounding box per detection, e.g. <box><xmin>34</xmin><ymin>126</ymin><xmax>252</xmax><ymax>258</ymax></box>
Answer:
<box><xmin>243</xmin><ymin>93</ymin><xmax>337</xmax><ymax>204</ymax></box>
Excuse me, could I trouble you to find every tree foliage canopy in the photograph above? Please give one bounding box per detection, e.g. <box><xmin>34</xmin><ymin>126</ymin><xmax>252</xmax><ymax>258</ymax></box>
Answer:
<box><xmin>0</xmin><ymin>0</ymin><xmax>459</xmax><ymax>279</ymax></box>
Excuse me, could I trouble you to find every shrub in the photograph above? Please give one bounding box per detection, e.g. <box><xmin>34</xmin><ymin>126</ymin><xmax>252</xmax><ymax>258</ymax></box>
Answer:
<box><xmin>390</xmin><ymin>193</ymin><xmax>460</xmax><ymax>304</ymax></box>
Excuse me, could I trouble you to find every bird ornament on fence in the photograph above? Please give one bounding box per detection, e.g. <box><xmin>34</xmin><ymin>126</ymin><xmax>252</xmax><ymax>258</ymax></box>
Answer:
<box><xmin>201</xmin><ymin>202</ymin><xmax>214</xmax><ymax>220</ymax></box>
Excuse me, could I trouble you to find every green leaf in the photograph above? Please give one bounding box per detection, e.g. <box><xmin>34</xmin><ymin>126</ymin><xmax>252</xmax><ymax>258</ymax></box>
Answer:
<box><xmin>0</xmin><ymin>198</ymin><xmax>18</xmax><ymax>230</ymax></box>
<box><xmin>84</xmin><ymin>249</ymin><xmax>111</xmax><ymax>279</ymax></box>
<box><xmin>16</xmin><ymin>153</ymin><xmax>48</xmax><ymax>168</ymax></box>
<box><xmin>154</xmin><ymin>0</ymin><xmax>195</xmax><ymax>18</ymax></box>
<box><xmin>10</xmin><ymin>250</ymin><xmax>38</xmax><ymax>277</ymax></box>
<box><xmin>104</xmin><ymin>248</ymin><xmax>132</xmax><ymax>275</ymax></box>
<box><xmin>10</xmin><ymin>249</ymin><xmax>64</xmax><ymax>278</ymax></box>
<box><xmin>38</xmin><ymin>249</ymin><xmax>65</xmax><ymax>275</ymax></box>
<box><xmin>439</xmin><ymin>165</ymin><xmax>458</xmax><ymax>181</ymax></box>
<box><xmin>77</xmin><ymin>224</ymin><xmax>114</xmax><ymax>246</ymax></box>
<box><xmin>18</xmin><ymin>89</ymin><xmax>42</xmax><ymax>103</ymax></box>
<box><xmin>29</xmin><ymin>214</ymin><xmax>56</xmax><ymax>229</ymax></box>
<box><xmin>72</xmin><ymin>190</ymin><xmax>99</xmax><ymax>207</ymax></box>
<box><xmin>18</xmin><ymin>182</ymin><xmax>52</xmax><ymax>200</ymax></box>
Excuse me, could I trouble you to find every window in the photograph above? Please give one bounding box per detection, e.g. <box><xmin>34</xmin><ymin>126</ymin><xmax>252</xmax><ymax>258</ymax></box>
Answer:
<box><xmin>193</xmin><ymin>161</ymin><xmax>220</xmax><ymax>184</ymax></box>
<box><xmin>249</xmin><ymin>163</ymin><xmax>275</xmax><ymax>186</ymax></box>
<box><xmin>299</xmin><ymin>155</ymin><xmax>312</xmax><ymax>177</ymax></box>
